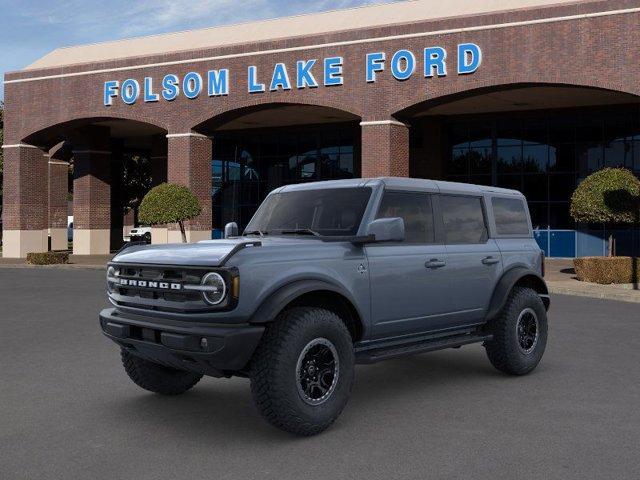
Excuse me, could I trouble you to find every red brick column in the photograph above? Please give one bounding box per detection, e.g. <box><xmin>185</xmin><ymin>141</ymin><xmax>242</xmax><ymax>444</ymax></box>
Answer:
<box><xmin>1</xmin><ymin>144</ymin><xmax>49</xmax><ymax>257</ymax></box>
<box><xmin>166</xmin><ymin>132</ymin><xmax>212</xmax><ymax>243</ymax></box>
<box><xmin>71</xmin><ymin>127</ymin><xmax>112</xmax><ymax>254</ymax></box>
<box><xmin>360</xmin><ymin>120</ymin><xmax>410</xmax><ymax>178</ymax></box>
<box><xmin>48</xmin><ymin>157</ymin><xmax>69</xmax><ymax>251</ymax></box>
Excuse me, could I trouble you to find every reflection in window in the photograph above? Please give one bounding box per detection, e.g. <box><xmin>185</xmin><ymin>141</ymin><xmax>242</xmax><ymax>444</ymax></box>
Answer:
<box><xmin>376</xmin><ymin>192</ymin><xmax>435</xmax><ymax>244</ymax></box>
<box><xmin>444</xmin><ymin>107</ymin><xmax>640</xmax><ymax>229</ymax></box>
<box><xmin>211</xmin><ymin>124</ymin><xmax>358</xmax><ymax>233</ymax></box>
<box><xmin>440</xmin><ymin>195</ymin><xmax>487</xmax><ymax>244</ymax></box>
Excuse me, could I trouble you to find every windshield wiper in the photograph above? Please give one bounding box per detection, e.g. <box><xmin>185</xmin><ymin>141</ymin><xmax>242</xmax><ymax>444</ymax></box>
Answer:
<box><xmin>279</xmin><ymin>228</ymin><xmax>321</xmax><ymax>237</ymax></box>
<box><xmin>244</xmin><ymin>230</ymin><xmax>267</xmax><ymax>237</ymax></box>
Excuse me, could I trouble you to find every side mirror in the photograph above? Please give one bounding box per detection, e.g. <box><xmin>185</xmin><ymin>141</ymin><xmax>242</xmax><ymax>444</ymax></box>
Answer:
<box><xmin>224</xmin><ymin>222</ymin><xmax>239</xmax><ymax>238</ymax></box>
<box><xmin>365</xmin><ymin>217</ymin><xmax>405</xmax><ymax>243</ymax></box>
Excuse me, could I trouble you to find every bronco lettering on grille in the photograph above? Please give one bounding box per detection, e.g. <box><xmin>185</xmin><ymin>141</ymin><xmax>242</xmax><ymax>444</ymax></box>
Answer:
<box><xmin>118</xmin><ymin>278</ymin><xmax>182</xmax><ymax>290</ymax></box>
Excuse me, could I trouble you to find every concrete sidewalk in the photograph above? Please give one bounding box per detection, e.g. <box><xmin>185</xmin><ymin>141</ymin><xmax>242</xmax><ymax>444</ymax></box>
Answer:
<box><xmin>0</xmin><ymin>254</ymin><xmax>112</xmax><ymax>270</ymax></box>
<box><xmin>545</xmin><ymin>259</ymin><xmax>640</xmax><ymax>303</ymax></box>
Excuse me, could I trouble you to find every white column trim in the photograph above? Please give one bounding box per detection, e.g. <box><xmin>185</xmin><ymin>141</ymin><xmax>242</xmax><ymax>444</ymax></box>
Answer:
<box><xmin>166</xmin><ymin>133</ymin><xmax>212</xmax><ymax>139</ymax></box>
<box><xmin>1</xmin><ymin>143</ymin><xmax>42</xmax><ymax>150</ymax></box>
<box><xmin>360</xmin><ymin>120</ymin><xmax>408</xmax><ymax>127</ymax></box>
<box><xmin>48</xmin><ymin>160</ymin><xmax>70</xmax><ymax>166</ymax></box>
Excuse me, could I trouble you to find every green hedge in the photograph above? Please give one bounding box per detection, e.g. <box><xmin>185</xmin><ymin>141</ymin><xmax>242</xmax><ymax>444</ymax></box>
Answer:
<box><xmin>27</xmin><ymin>251</ymin><xmax>69</xmax><ymax>265</ymax></box>
<box><xmin>573</xmin><ymin>256</ymin><xmax>640</xmax><ymax>284</ymax></box>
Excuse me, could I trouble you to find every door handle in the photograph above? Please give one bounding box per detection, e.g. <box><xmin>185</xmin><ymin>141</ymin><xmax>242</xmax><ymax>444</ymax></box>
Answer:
<box><xmin>482</xmin><ymin>256</ymin><xmax>500</xmax><ymax>265</ymax></box>
<box><xmin>425</xmin><ymin>259</ymin><xmax>446</xmax><ymax>269</ymax></box>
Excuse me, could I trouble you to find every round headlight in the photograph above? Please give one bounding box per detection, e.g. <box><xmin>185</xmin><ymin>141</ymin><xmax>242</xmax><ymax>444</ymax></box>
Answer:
<box><xmin>201</xmin><ymin>272</ymin><xmax>226</xmax><ymax>305</ymax></box>
<box><xmin>107</xmin><ymin>266</ymin><xmax>117</xmax><ymax>293</ymax></box>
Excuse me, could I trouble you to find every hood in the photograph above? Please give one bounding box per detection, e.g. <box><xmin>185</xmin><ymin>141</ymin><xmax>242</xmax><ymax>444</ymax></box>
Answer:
<box><xmin>111</xmin><ymin>236</ymin><xmax>317</xmax><ymax>267</ymax></box>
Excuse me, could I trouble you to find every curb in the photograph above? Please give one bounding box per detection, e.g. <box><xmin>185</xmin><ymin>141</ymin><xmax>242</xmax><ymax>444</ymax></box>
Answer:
<box><xmin>548</xmin><ymin>283</ymin><xmax>640</xmax><ymax>304</ymax></box>
<box><xmin>0</xmin><ymin>264</ymin><xmax>106</xmax><ymax>271</ymax></box>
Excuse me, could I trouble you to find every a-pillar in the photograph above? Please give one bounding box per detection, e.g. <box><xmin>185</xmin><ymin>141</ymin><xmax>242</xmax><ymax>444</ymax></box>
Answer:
<box><xmin>72</xmin><ymin>126</ymin><xmax>112</xmax><ymax>255</ymax></box>
<box><xmin>1</xmin><ymin>143</ymin><xmax>49</xmax><ymax>258</ymax></box>
<box><xmin>360</xmin><ymin>120</ymin><xmax>410</xmax><ymax>178</ymax></box>
<box><xmin>150</xmin><ymin>134</ymin><xmax>169</xmax><ymax>244</ymax></box>
<box><xmin>166</xmin><ymin>132</ymin><xmax>212</xmax><ymax>243</ymax></box>
<box><xmin>48</xmin><ymin>143</ymin><xmax>70</xmax><ymax>251</ymax></box>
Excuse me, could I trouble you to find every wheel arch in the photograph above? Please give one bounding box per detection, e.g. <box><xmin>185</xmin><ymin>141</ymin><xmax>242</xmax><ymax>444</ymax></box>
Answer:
<box><xmin>249</xmin><ymin>280</ymin><xmax>365</xmax><ymax>342</ymax></box>
<box><xmin>485</xmin><ymin>267</ymin><xmax>550</xmax><ymax>321</ymax></box>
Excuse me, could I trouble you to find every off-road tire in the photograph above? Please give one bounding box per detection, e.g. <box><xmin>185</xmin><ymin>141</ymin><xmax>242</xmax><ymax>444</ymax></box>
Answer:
<box><xmin>485</xmin><ymin>287</ymin><xmax>548</xmax><ymax>375</ymax></box>
<box><xmin>250</xmin><ymin>307</ymin><xmax>355</xmax><ymax>436</ymax></box>
<box><xmin>121</xmin><ymin>349</ymin><xmax>203</xmax><ymax>395</ymax></box>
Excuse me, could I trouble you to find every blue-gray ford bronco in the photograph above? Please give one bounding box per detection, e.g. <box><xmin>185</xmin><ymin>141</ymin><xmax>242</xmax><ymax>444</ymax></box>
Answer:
<box><xmin>100</xmin><ymin>177</ymin><xmax>549</xmax><ymax>436</ymax></box>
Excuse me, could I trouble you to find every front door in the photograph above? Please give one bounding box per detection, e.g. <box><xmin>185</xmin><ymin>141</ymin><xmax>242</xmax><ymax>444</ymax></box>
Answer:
<box><xmin>366</xmin><ymin>191</ymin><xmax>451</xmax><ymax>339</ymax></box>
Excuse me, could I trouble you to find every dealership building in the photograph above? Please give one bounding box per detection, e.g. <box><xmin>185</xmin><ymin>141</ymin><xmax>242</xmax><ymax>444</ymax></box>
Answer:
<box><xmin>3</xmin><ymin>0</ymin><xmax>640</xmax><ymax>257</ymax></box>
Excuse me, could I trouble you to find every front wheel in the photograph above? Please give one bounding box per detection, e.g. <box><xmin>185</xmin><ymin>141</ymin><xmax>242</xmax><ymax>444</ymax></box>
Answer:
<box><xmin>484</xmin><ymin>287</ymin><xmax>548</xmax><ymax>375</ymax></box>
<box><xmin>250</xmin><ymin>307</ymin><xmax>355</xmax><ymax>436</ymax></box>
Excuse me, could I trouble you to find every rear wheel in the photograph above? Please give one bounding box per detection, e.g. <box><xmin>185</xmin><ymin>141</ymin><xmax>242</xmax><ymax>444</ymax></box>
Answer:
<box><xmin>484</xmin><ymin>287</ymin><xmax>548</xmax><ymax>375</ymax></box>
<box><xmin>121</xmin><ymin>349</ymin><xmax>203</xmax><ymax>395</ymax></box>
<box><xmin>250</xmin><ymin>307</ymin><xmax>355</xmax><ymax>436</ymax></box>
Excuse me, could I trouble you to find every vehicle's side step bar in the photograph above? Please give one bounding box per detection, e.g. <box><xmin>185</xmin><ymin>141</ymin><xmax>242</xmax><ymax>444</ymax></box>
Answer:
<box><xmin>355</xmin><ymin>333</ymin><xmax>492</xmax><ymax>364</ymax></box>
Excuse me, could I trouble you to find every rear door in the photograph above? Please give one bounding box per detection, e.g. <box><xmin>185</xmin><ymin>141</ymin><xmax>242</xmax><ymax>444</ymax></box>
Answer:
<box><xmin>365</xmin><ymin>190</ymin><xmax>450</xmax><ymax>339</ymax></box>
<box><xmin>439</xmin><ymin>194</ymin><xmax>502</xmax><ymax>327</ymax></box>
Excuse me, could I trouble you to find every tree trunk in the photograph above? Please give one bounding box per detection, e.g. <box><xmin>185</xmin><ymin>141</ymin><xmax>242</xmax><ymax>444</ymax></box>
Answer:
<box><xmin>608</xmin><ymin>234</ymin><xmax>613</xmax><ymax>257</ymax></box>
<box><xmin>178</xmin><ymin>221</ymin><xmax>187</xmax><ymax>243</ymax></box>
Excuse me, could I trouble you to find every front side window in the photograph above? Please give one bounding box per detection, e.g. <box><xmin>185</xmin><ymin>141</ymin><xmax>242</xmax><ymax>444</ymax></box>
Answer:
<box><xmin>376</xmin><ymin>191</ymin><xmax>435</xmax><ymax>244</ymax></box>
<box><xmin>440</xmin><ymin>195</ymin><xmax>487</xmax><ymax>244</ymax></box>
<box><xmin>245</xmin><ymin>187</ymin><xmax>371</xmax><ymax>237</ymax></box>
<box><xmin>492</xmin><ymin>197</ymin><xmax>530</xmax><ymax>235</ymax></box>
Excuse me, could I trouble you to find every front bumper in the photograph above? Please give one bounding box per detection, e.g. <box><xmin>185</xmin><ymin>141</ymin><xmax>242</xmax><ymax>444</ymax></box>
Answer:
<box><xmin>99</xmin><ymin>308</ymin><xmax>264</xmax><ymax>376</ymax></box>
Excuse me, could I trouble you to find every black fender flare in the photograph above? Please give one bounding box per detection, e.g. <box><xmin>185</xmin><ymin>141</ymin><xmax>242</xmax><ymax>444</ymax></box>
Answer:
<box><xmin>249</xmin><ymin>279</ymin><xmax>363</xmax><ymax>325</ymax></box>
<box><xmin>485</xmin><ymin>267</ymin><xmax>549</xmax><ymax>321</ymax></box>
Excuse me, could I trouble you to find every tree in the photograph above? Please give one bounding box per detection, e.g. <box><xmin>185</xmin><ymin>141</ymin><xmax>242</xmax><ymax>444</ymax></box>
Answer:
<box><xmin>138</xmin><ymin>183</ymin><xmax>202</xmax><ymax>243</ymax></box>
<box><xmin>570</xmin><ymin>168</ymin><xmax>640</xmax><ymax>256</ymax></box>
<box><xmin>121</xmin><ymin>153</ymin><xmax>152</xmax><ymax>225</ymax></box>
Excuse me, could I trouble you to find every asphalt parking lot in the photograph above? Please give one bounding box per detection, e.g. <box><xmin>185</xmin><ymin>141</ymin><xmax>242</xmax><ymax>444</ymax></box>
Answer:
<box><xmin>1</xmin><ymin>268</ymin><xmax>639</xmax><ymax>480</ymax></box>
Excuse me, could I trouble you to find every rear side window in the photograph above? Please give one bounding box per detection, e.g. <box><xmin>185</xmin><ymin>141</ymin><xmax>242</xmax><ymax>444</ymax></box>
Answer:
<box><xmin>376</xmin><ymin>191</ymin><xmax>435</xmax><ymax>244</ymax></box>
<box><xmin>440</xmin><ymin>195</ymin><xmax>487</xmax><ymax>244</ymax></box>
<box><xmin>492</xmin><ymin>197</ymin><xmax>530</xmax><ymax>235</ymax></box>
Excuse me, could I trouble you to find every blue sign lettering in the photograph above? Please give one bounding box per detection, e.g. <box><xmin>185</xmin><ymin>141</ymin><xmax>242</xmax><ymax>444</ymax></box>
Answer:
<box><xmin>162</xmin><ymin>74</ymin><xmax>179</xmax><ymax>101</ymax></box>
<box><xmin>366</xmin><ymin>52</ymin><xmax>385</xmax><ymax>83</ymax></box>
<box><xmin>270</xmin><ymin>63</ymin><xmax>292</xmax><ymax>91</ymax></box>
<box><xmin>208</xmin><ymin>69</ymin><xmax>229</xmax><ymax>96</ymax></box>
<box><xmin>324</xmin><ymin>57</ymin><xmax>343</xmax><ymax>86</ymax></box>
<box><xmin>102</xmin><ymin>44</ymin><xmax>482</xmax><ymax>106</ymax></box>
<box><xmin>457</xmin><ymin>43</ymin><xmax>482</xmax><ymax>75</ymax></box>
<box><xmin>296</xmin><ymin>60</ymin><xmax>318</xmax><ymax>89</ymax></box>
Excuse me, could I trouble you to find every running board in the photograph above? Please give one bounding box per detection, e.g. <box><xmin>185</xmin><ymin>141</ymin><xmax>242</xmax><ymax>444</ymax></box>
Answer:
<box><xmin>355</xmin><ymin>333</ymin><xmax>492</xmax><ymax>364</ymax></box>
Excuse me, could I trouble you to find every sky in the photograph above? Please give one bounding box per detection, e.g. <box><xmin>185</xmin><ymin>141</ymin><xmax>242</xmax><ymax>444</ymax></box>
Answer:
<box><xmin>0</xmin><ymin>0</ymin><xmax>398</xmax><ymax>100</ymax></box>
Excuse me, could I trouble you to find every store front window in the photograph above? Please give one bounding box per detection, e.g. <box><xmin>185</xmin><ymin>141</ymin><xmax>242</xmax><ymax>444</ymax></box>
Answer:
<box><xmin>211</xmin><ymin>123</ymin><xmax>359</xmax><ymax>236</ymax></box>
<box><xmin>444</xmin><ymin>106</ymin><xmax>640</xmax><ymax>230</ymax></box>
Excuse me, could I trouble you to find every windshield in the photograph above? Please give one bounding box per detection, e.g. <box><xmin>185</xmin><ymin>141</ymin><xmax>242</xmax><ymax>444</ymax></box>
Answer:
<box><xmin>245</xmin><ymin>187</ymin><xmax>372</xmax><ymax>237</ymax></box>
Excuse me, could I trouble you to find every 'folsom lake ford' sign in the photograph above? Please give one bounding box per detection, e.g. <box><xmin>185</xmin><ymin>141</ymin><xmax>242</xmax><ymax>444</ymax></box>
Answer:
<box><xmin>103</xmin><ymin>43</ymin><xmax>482</xmax><ymax>106</ymax></box>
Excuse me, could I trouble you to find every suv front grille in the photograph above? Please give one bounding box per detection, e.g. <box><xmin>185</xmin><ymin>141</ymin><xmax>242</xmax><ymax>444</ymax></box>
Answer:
<box><xmin>108</xmin><ymin>264</ymin><xmax>212</xmax><ymax>313</ymax></box>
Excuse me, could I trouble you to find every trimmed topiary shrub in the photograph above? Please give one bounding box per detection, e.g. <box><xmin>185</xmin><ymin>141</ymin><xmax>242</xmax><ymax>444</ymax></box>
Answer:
<box><xmin>138</xmin><ymin>183</ymin><xmax>202</xmax><ymax>243</ymax></box>
<box><xmin>574</xmin><ymin>256</ymin><xmax>640</xmax><ymax>284</ymax></box>
<box><xmin>27</xmin><ymin>251</ymin><xmax>69</xmax><ymax>265</ymax></box>
<box><xmin>570</xmin><ymin>168</ymin><xmax>640</xmax><ymax>256</ymax></box>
